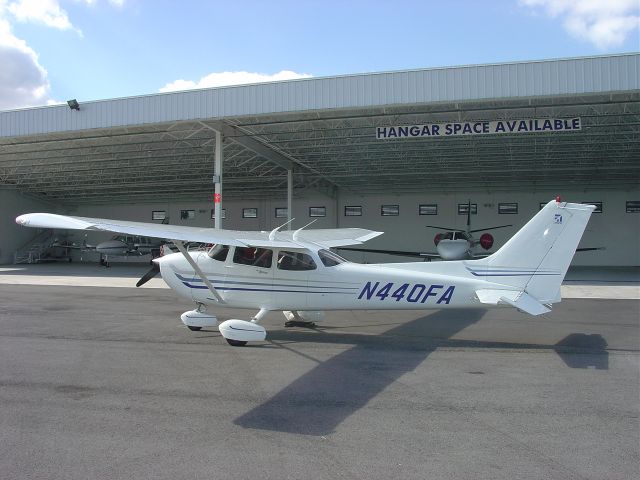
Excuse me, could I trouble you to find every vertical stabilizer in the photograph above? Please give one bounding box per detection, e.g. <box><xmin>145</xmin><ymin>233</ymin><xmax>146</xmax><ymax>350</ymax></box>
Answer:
<box><xmin>468</xmin><ymin>200</ymin><xmax>595</xmax><ymax>303</ymax></box>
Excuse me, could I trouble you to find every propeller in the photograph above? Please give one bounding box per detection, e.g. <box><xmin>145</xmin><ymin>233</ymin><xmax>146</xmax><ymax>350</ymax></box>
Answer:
<box><xmin>479</xmin><ymin>233</ymin><xmax>494</xmax><ymax>250</ymax></box>
<box><xmin>468</xmin><ymin>224</ymin><xmax>512</xmax><ymax>233</ymax></box>
<box><xmin>425</xmin><ymin>225</ymin><xmax>460</xmax><ymax>231</ymax></box>
<box><xmin>136</xmin><ymin>263</ymin><xmax>160</xmax><ymax>287</ymax></box>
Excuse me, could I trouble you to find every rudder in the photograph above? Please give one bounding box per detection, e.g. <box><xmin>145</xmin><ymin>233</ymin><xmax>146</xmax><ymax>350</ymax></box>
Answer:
<box><xmin>467</xmin><ymin>200</ymin><xmax>595</xmax><ymax>303</ymax></box>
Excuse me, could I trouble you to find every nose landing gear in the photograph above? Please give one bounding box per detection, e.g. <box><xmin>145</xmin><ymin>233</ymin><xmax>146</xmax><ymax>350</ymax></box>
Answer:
<box><xmin>180</xmin><ymin>303</ymin><xmax>218</xmax><ymax>331</ymax></box>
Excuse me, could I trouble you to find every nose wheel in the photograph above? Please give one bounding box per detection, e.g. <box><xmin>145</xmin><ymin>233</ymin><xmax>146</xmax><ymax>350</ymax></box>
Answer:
<box><xmin>181</xmin><ymin>304</ymin><xmax>217</xmax><ymax>331</ymax></box>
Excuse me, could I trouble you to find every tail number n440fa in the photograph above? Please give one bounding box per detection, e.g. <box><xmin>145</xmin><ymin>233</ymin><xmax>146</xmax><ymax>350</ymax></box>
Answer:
<box><xmin>358</xmin><ymin>282</ymin><xmax>455</xmax><ymax>304</ymax></box>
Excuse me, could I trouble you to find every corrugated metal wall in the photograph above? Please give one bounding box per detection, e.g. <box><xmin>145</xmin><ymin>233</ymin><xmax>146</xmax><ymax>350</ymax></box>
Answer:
<box><xmin>1</xmin><ymin>54</ymin><xmax>638</xmax><ymax>137</ymax></box>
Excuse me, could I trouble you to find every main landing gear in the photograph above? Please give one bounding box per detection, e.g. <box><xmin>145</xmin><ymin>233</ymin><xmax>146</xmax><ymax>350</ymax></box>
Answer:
<box><xmin>218</xmin><ymin>308</ymin><xmax>268</xmax><ymax>346</ymax></box>
<box><xmin>283</xmin><ymin>310</ymin><xmax>316</xmax><ymax>328</ymax></box>
<box><xmin>181</xmin><ymin>305</ymin><xmax>268</xmax><ymax>347</ymax></box>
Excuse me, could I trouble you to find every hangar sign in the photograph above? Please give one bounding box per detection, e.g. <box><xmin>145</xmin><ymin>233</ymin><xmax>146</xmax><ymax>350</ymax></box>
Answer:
<box><xmin>376</xmin><ymin>118</ymin><xmax>581</xmax><ymax>139</ymax></box>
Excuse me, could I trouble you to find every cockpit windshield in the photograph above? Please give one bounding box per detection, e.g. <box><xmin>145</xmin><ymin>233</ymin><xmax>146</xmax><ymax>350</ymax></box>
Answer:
<box><xmin>318</xmin><ymin>249</ymin><xmax>347</xmax><ymax>267</ymax></box>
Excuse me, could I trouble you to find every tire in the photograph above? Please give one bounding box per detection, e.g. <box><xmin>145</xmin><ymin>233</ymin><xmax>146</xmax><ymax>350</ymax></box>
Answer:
<box><xmin>187</xmin><ymin>326</ymin><xmax>202</xmax><ymax>331</ymax></box>
<box><xmin>226</xmin><ymin>339</ymin><xmax>247</xmax><ymax>347</ymax></box>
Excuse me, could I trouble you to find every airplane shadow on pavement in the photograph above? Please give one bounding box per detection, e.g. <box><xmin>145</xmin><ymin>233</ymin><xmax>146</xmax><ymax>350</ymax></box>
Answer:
<box><xmin>555</xmin><ymin>333</ymin><xmax>609</xmax><ymax>369</ymax></box>
<box><xmin>234</xmin><ymin>310</ymin><xmax>610</xmax><ymax>436</ymax></box>
<box><xmin>234</xmin><ymin>308</ymin><xmax>487</xmax><ymax>436</ymax></box>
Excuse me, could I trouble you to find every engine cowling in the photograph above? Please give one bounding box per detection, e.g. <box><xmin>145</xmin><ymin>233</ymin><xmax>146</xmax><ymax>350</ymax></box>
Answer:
<box><xmin>479</xmin><ymin>233</ymin><xmax>494</xmax><ymax>250</ymax></box>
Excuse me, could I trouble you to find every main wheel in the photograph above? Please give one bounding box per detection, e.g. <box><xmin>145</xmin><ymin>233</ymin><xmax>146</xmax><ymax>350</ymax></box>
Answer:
<box><xmin>226</xmin><ymin>339</ymin><xmax>247</xmax><ymax>347</ymax></box>
<box><xmin>187</xmin><ymin>326</ymin><xmax>202</xmax><ymax>331</ymax></box>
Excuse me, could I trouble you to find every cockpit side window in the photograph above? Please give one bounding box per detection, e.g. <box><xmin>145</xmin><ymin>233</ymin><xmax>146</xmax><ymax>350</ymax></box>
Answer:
<box><xmin>208</xmin><ymin>244</ymin><xmax>229</xmax><ymax>261</ymax></box>
<box><xmin>318</xmin><ymin>249</ymin><xmax>347</xmax><ymax>267</ymax></box>
<box><xmin>277</xmin><ymin>251</ymin><xmax>317</xmax><ymax>271</ymax></box>
<box><xmin>233</xmin><ymin>247</ymin><xmax>273</xmax><ymax>268</ymax></box>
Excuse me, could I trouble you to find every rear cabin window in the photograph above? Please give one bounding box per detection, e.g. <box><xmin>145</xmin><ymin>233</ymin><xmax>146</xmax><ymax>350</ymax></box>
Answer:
<box><xmin>208</xmin><ymin>244</ymin><xmax>229</xmax><ymax>261</ymax></box>
<box><xmin>277</xmin><ymin>251</ymin><xmax>317</xmax><ymax>271</ymax></box>
<box><xmin>233</xmin><ymin>247</ymin><xmax>273</xmax><ymax>268</ymax></box>
<box><xmin>318</xmin><ymin>249</ymin><xmax>347</xmax><ymax>267</ymax></box>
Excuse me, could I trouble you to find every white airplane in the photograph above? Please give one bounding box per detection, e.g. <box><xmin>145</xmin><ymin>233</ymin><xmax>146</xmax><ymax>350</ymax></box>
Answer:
<box><xmin>93</xmin><ymin>234</ymin><xmax>165</xmax><ymax>266</ymax></box>
<box><xmin>15</xmin><ymin>199</ymin><xmax>595</xmax><ymax>347</ymax></box>
<box><xmin>52</xmin><ymin>233</ymin><xmax>165</xmax><ymax>266</ymax></box>
<box><xmin>340</xmin><ymin>200</ymin><xmax>512</xmax><ymax>261</ymax></box>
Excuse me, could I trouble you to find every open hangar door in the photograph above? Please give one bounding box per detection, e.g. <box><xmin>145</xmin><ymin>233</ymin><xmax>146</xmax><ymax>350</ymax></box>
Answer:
<box><xmin>1</xmin><ymin>56</ymin><xmax>638</xmax><ymax>266</ymax></box>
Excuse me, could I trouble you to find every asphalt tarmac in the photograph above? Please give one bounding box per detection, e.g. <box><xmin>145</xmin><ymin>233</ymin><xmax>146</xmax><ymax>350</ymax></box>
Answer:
<box><xmin>1</xmin><ymin>281</ymin><xmax>638</xmax><ymax>479</ymax></box>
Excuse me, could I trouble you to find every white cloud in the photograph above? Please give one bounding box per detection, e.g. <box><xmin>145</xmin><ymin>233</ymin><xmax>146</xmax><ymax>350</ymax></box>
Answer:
<box><xmin>8</xmin><ymin>0</ymin><xmax>79</xmax><ymax>33</ymax></box>
<box><xmin>159</xmin><ymin>70</ymin><xmax>313</xmax><ymax>93</ymax></box>
<box><xmin>520</xmin><ymin>0</ymin><xmax>640</xmax><ymax>49</ymax></box>
<box><xmin>0</xmin><ymin>16</ymin><xmax>52</xmax><ymax>109</ymax></box>
<box><xmin>0</xmin><ymin>0</ymin><xmax>125</xmax><ymax>109</ymax></box>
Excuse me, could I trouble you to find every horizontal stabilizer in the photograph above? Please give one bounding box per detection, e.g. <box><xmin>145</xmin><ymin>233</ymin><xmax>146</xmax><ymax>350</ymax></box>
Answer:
<box><xmin>475</xmin><ymin>289</ymin><xmax>551</xmax><ymax>316</ymax></box>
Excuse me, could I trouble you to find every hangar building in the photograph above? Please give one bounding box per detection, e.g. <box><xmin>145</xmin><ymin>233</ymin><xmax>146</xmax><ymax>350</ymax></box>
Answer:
<box><xmin>1</xmin><ymin>53</ymin><xmax>638</xmax><ymax>266</ymax></box>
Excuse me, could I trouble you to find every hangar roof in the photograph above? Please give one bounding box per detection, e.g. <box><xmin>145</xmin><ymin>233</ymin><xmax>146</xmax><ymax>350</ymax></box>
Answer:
<box><xmin>0</xmin><ymin>53</ymin><xmax>638</xmax><ymax>205</ymax></box>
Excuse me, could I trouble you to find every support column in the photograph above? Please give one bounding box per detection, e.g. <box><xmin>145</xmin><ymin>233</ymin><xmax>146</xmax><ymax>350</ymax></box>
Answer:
<box><xmin>287</xmin><ymin>169</ymin><xmax>293</xmax><ymax>230</ymax></box>
<box><xmin>214</xmin><ymin>130</ymin><xmax>223</xmax><ymax>229</ymax></box>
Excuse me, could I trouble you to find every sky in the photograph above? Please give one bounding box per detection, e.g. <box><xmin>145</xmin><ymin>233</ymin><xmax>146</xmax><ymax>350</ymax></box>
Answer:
<box><xmin>0</xmin><ymin>0</ymin><xmax>638</xmax><ymax>110</ymax></box>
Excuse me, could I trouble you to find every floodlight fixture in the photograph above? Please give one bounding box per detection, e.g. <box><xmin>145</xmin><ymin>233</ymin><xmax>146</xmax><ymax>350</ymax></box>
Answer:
<box><xmin>67</xmin><ymin>99</ymin><xmax>80</xmax><ymax>111</ymax></box>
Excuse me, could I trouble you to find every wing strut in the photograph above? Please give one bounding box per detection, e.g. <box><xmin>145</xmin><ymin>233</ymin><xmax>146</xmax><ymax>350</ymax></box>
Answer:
<box><xmin>171</xmin><ymin>240</ymin><xmax>225</xmax><ymax>304</ymax></box>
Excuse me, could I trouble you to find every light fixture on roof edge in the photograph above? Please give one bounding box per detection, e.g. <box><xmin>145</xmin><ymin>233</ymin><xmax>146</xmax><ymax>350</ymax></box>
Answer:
<box><xmin>67</xmin><ymin>99</ymin><xmax>80</xmax><ymax>111</ymax></box>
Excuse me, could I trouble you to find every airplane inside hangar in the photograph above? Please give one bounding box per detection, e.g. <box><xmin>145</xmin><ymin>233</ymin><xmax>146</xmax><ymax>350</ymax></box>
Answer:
<box><xmin>0</xmin><ymin>53</ymin><xmax>638</xmax><ymax>267</ymax></box>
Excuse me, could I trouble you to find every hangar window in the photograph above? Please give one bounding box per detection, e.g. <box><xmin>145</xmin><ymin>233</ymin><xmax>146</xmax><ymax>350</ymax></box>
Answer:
<box><xmin>210</xmin><ymin>208</ymin><xmax>226</xmax><ymax>219</ymax></box>
<box><xmin>626</xmin><ymin>201</ymin><xmax>640</xmax><ymax>213</ymax></box>
<box><xmin>243</xmin><ymin>208</ymin><xmax>258</xmax><ymax>218</ymax></box>
<box><xmin>277</xmin><ymin>251</ymin><xmax>317</xmax><ymax>271</ymax></box>
<box><xmin>498</xmin><ymin>203</ymin><xmax>518</xmax><ymax>214</ymax></box>
<box><xmin>582</xmin><ymin>201</ymin><xmax>603</xmax><ymax>213</ymax></box>
<box><xmin>344</xmin><ymin>206</ymin><xmax>362</xmax><ymax>216</ymax></box>
<box><xmin>275</xmin><ymin>207</ymin><xmax>288</xmax><ymax>218</ymax></box>
<box><xmin>152</xmin><ymin>210</ymin><xmax>166</xmax><ymax>221</ymax></box>
<box><xmin>539</xmin><ymin>202</ymin><xmax>546</xmax><ymax>210</ymax></box>
<box><xmin>458</xmin><ymin>203</ymin><xmax>477</xmax><ymax>215</ymax></box>
<box><xmin>233</xmin><ymin>247</ymin><xmax>272</xmax><ymax>268</ymax></box>
<box><xmin>419</xmin><ymin>204</ymin><xmax>437</xmax><ymax>215</ymax></box>
<box><xmin>309</xmin><ymin>206</ymin><xmax>326</xmax><ymax>217</ymax></box>
<box><xmin>180</xmin><ymin>209</ymin><xmax>195</xmax><ymax>220</ymax></box>
<box><xmin>381</xmin><ymin>205</ymin><xmax>399</xmax><ymax>216</ymax></box>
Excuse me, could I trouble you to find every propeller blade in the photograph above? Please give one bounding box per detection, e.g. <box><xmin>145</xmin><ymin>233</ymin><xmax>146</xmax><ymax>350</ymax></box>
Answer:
<box><xmin>425</xmin><ymin>225</ymin><xmax>460</xmax><ymax>231</ymax></box>
<box><xmin>468</xmin><ymin>225</ymin><xmax>513</xmax><ymax>233</ymax></box>
<box><xmin>136</xmin><ymin>263</ymin><xmax>160</xmax><ymax>287</ymax></box>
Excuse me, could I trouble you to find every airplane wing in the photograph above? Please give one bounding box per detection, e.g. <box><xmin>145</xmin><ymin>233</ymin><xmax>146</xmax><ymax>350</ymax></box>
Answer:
<box><xmin>15</xmin><ymin>213</ymin><xmax>382</xmax><ymax>249</ymax></box>
<box><xmin>338</xmin><ymin>246</ymin><xmax>441</xmax><ymax>260</ymax></box>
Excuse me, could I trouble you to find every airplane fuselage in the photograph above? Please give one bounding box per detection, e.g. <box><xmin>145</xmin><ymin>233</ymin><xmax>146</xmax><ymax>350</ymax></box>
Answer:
<box><xmin>435</xmin><ymin>238</ymin><xmax>473</xmax><ymax>260</ymax></box>
<box><xmin>158</xmin><ymin>250</ymin><xmax>511</xmax><ymax>312</ymax></box>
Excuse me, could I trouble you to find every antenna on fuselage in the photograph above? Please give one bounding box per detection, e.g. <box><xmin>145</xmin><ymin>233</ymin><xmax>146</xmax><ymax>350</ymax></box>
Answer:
<box><xmin>292</xmin><ymin>219</ymin><xmax>318</xmax><ymax>242</ymax></box>
<box><xmin>269</xmin><ymin>218</ymin><xmax>296</xmax><ymax>240</ymax></box>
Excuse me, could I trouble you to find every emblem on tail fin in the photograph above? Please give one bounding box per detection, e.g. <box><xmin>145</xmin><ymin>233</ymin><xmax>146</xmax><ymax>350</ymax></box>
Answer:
<box><xmin>554</xmin><ymin>214</ymin><xmax>563</xmax><ymax>224</ymax></box>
